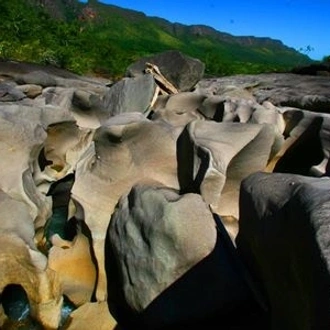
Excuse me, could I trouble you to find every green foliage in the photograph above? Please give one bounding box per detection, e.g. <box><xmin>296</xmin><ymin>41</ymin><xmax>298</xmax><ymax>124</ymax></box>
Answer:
<box><xmin>0</xmin><ymin>0</ymin><xmax>314</xmax><ymax>78</ymax></box>
<box><xmin>323</xmin><ymin>55</ymin><xmax>330</xmax><ymax>63</ymax></box>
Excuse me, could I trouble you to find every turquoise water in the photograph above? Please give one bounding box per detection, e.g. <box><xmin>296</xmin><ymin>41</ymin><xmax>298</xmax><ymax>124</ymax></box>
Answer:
<box><xmin>1</xmin><ymin>278</ymin><xmax>76</xmax><ymax>329</ymax></box>
<box><xmin>2</xmin><ymin>285</ymin><xmax>30</xmax><ymax>321</ymax></box>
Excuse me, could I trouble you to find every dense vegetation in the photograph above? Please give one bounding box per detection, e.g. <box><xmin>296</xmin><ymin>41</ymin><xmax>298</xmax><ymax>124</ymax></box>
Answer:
<box><xmin>0</xmin><ymin>0</ymin><xmax>316</xmax><ymax>79</ymax></box>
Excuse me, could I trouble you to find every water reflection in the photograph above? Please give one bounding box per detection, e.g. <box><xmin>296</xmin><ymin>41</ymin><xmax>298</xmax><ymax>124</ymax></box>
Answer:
<box><xmin>1</xmin><ymin>285</ymin><xmax>76</xmax><ymax>329</ymax></box>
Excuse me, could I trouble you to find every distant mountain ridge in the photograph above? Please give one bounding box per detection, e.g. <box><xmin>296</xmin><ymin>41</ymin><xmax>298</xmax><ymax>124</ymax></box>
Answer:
<box><xmin>33</xmin><ymin>0</ymin><xmax>308</xmax><ymax>54</ymax></box>
<box><xmin>1</xmin><ymin>0</ymin><xmax>313</xmax><ymax>77</ymax></box>
<box><xmin>87</xmin><ymin>2</ymin><xmax>306</xmax><ymax>51</ymax></box>
<box><xmin>150</xmin><ymin>19</ymin><xmax>287</xmax><ymax>49</ymax></box>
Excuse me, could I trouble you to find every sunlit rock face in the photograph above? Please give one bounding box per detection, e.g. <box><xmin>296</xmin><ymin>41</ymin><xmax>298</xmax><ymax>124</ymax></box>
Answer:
<box><xmin>0</xmin><ymin>53</ymin><xmax>330</xmax><ymax>329</ymax></box>
<box><xmin>177</xmin><ymin>120</ymin><xmax>276</xmax><ymax>219</ymax></box>
<box><xmin>48</xmin><ymin>231</ymin><xmax>97</xmax><ymax>307</ymax></box>
<box><xmin>71</xmin><ymin>113</ymin><xmax>181</xmax><ymax>301</ymax></box>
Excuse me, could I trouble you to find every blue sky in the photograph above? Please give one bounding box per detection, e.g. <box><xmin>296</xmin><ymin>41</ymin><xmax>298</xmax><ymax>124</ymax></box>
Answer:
<box><xmin>82</xmin><ymin>0</ymin><xmax>329</xmax><ymax>60</ymax></box>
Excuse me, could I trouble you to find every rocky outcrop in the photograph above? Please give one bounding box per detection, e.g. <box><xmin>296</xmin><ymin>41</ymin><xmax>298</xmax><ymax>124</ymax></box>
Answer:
<box><xmin>0</xmin><ymin>51</ymin><xmax>329</xmax><ymax>329</ymax></box>
<box><xmin>195</xmin><ymin>73</ymin><xmax>330</xmax><ymax>112</ymax></box>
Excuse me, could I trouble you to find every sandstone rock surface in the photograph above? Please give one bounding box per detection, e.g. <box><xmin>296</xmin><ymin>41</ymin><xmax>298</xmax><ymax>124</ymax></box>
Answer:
<box><xmin>0</xmin><ymin>52</ymin><xmax>329</xmax><ymax>329</ymax></box>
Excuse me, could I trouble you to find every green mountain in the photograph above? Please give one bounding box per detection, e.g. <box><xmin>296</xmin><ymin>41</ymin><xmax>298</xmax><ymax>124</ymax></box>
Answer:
<box><xmin>0</xmin><ymin>0</ymin><xmax>314</xmax><ymax>78</ymax></box>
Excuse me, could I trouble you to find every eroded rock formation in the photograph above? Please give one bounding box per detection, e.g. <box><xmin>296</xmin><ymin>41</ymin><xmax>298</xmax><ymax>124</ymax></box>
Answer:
<box><xmin>0</xmin><ymin>51</ymin><xmax>329</xmax><ymax>329</ymax></box>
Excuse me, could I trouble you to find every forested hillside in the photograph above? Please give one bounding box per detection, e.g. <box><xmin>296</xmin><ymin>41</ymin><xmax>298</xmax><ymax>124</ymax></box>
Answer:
<box><xmin>0</xmin><ymin>0</ymin><xmax>314</xmax><ymax>78</ymax></box>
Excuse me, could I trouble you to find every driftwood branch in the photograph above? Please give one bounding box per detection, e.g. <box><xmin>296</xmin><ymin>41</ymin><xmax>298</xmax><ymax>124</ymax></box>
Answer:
<box><xmin>144</xmin><ymin>62</ymin><xmax>179</xmax><ymax>95</ymax></box>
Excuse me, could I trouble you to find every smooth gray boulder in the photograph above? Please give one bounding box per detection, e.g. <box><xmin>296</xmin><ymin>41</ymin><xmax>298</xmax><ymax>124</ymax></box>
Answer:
<box><xmin>16</xmin><ymin>84</ymin><xmax>43</xmax><ymax>98</ymax></box>
<box><xmin>236</xmin><ymin>171</ymin><xmax>330</xmax><ymax>330</ymax></box>
<box><xmin>100</xmin><ymin>74</ymin><xmax>157</xmax><ymax>120</ymax></box>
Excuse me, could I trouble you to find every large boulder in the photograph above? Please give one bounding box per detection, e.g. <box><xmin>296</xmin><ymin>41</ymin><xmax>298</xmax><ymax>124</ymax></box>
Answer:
<box><xmin>106</xmin><ymin>184</ymin><xmax>264</xmax><ymax>329</ymax></box>
<box><xmin>99</xmin><ymin>74</ymin><xmax>157</xmax><ymax>120</ymax></box>
<box><xmin>126</xmin><ymin>50</ymin><xmax>205</xmax><ymax>92</ymax></box>
<box><xmin>236</xmin><ymin>171</ymin><xmax>330</xmax><ymax>330</ymax></box>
